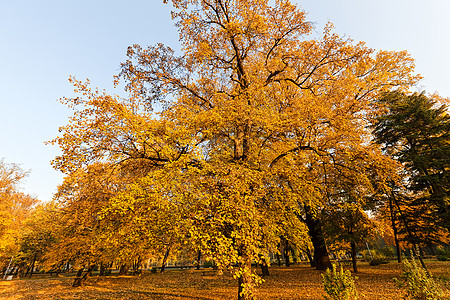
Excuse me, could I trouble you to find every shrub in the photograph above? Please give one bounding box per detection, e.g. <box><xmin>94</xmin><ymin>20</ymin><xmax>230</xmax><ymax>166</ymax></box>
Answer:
<box><xmin>394</xmin><ymin>256</ymin><xmax>443</xmax><ymax>300</ymax></box>
<box><xmin>369</xmin><ymin>257</ymin><xmax>390</xmax><ymax>266</ymax></box>
<box><xmin>435</xmin><ymin>246</ymin><xmax>450</xmax><ymax>262</ymax></box>
<box><xmin>322</xmin><ymin>264</ymin><xmax>358</xmax><ymax>300</ymax></box>
<box><xmin>380</xmin><ymin>246</ymin><xmax>396</xmax><ymax>258</ymax></box>
<box><xmin>361</xmin><ymin>248</ymin><xmax>391</xmax><ymax>266</ymax></box>
<box><xmin>203</xmin><ymin>260</ymin><xmax>214</xmax><ymax>268</ymax></box>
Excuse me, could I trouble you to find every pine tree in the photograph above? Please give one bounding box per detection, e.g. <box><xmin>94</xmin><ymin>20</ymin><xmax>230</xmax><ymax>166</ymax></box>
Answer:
<box><xmin>373</xmin><ymin>91</ymin><xmax>450</xmax><ymax>233</ymax></box>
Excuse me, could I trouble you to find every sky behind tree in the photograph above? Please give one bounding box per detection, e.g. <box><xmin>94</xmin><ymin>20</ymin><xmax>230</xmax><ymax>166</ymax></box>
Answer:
<box><xmin>1</xmin><ymin>0</ymin><xmax>449</xmax><ymax>201</ymax></box>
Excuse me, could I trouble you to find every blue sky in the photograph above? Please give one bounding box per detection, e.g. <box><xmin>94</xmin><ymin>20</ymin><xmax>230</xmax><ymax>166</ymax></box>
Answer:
<box><xmin>1</xmin><ymin>1</ymin><xmax>449</xmax><ymax>202</ymax></box>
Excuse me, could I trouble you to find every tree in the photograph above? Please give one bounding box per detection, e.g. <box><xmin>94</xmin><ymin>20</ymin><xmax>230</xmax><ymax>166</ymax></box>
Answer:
<box><xmin>47</xmin><ymin>163</ymin><xmax>138</xmax><ymax>286</ymax></box>
<box><xmin>16</xmin><ymin>202</ymin><xmax>60</xmax><ymax>278</ymax></box>
<box><xmin>51</xmin><ymin>1</ymin><xmax>419</xmax><ymax>298</ymax></box>
<box><xmin>0</xmin><ymin>159</ymin><xmax>37</xmax><ymax>276</ymax></box>
<box><xmin>373</xmin><ymin>91</ymin><xmax>450</xmax><ymax>234</ymax></box>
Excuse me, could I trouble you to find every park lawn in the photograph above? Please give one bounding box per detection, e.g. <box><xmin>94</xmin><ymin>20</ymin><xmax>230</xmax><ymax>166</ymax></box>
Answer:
<box><xmin>0</xmin><ymin>261</ymin><xmax>449</xmax><ymax>300</ymax></box>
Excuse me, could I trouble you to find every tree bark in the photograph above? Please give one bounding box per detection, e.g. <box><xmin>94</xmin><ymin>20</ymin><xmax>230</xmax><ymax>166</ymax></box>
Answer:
<box><xmin>389</xmin><ymin>197</ymin><xmax>402</xmax><ymax>263</ymax></box>
<box><xmin>160</xmin><ymin>244</ymin><xmax>171</xmax><ymax>273</ymax></box>
<box><xmin>350</xmin><ymin>241</ymin><xmax>358</xmax><ymax>273</ymax></box>
<box><xmin>414</xmin><ymin>245</ymin><xmax>429</xmax><ymax>273</ymax></box>
<box><xmin>276</xmin><ymin>251</ymin><xmax>281</xmax><ymax>267</ymax></box>
<box><xmin>65</xmin><ymin>261</ymin><xmax>70</xmax><ymax>273</ymax></box>
<box><xmin>72</xmin><ymin>264</ymin><xmax>95</xmax><ymax>287</ymax></box>
<box><xmin>3</xmin><ymin>257</ymin><xmax>13</xmax><ymax>280</ymax></box>
<box><xmin>99</xmin><ymin>263</ymin><xmax>106</xmax><ymax>276</ymax></box>
<box><xmin>119</xmin><ymin>264</ymin><xmax>128</xmax><ymax>275</ymax></box>
<box><xmin>303</xmin><ymin>246</ymin><xmax>315</xmax><ymax>267</ymax></box>
<box><xmin>284</xmin><ymin>239</ymin><xmax>291</xmax><ymax>267</ymax></box>
<box><xmin>304</xmin><ymin>205</ymin><xmax>332</xmax><ymax>270</ymax></box>
<box><xmin>28</xmin><ymin>254</ymin><xmax>37</xmax><ymax>278</ymax></box>
<box><xmin>72</xmin><ymin>267</ymin><xmax>85</xmax><ymax>287</ymax></box>
<box><xmin>258</xmin><ymin>254</ymin><xmax>270</xmax><ymax>277</ymax></box>
<box><xmin>237</xmin><ymin>255</ymin><xmax>254</xmax><ymax>300</ymax></box>
<box><xmin>196</xmin><ymin>250</ymin><xmax>201</xmax><ymax>270</ymax></box>
<box><xmin>132</xmin><ymin>257</ymin><xmax>141</xmax><ymax>275</ymax></box>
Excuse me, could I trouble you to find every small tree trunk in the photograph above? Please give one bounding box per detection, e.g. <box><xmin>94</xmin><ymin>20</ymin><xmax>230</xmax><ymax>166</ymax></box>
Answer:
<box><xmin>24</xmin><ymin>265</ymin><xmax>30</xmax><ymax>277</ymax></box>
<box><xmin>16</xmin><ymin>266</ymin><xmax>23</xmax><ymax>278</ymax></box>
<box><xmin>276</xmin><ymin>252</ymin><xmax>281</xmax><ymax>267</ymax></box>
<box><xmin>3</xmin><ymin>257</ymin><xmax>13</xmax><ymax>280</ymax></box>
<box><xmin>391</xmin><ymin>189</ymin><xmax>427</xmax><ymax>271</ymax></box>
<box><xmin>237</xmin><ymin>256</ymin><xmax>255</xmax><ymax>300</ymax></box>
<box><xmin>304</xmin><ymin>246</ymin><xmax>315</xmax><ymax>267</ymax></box>
<box><xmin>72</xmin><ymin>267</ymin><xmax>85</xmax><ymax>287</ymax></box>
<box><xmin>258</xmin><ymin>254</ymin><xmax>270</xmax><ymax>277</ymax></box>
<box><xmin>72</xmin><ymin>264</ymin><xmax>95</xmax><ymax>287</ymax></box>
<box><xmin>99</xmin><ymin>263</ymin><xmax>106</xmax><ymax>276</ymax></box>
<box><xmin>196</xmin><ymin>250</ymin><xmax>201</xmax><ymax>270</ymax></box>
<box><xmin>28</xmin><ymin>255</ymin><xmax>37</xmax><ymax>278</ymax></box>
<box><xmin>350</xmin><ymin>241</ymin><xmax>358</xmax><ymax>273</ymax></box>
<box><xmin>160</xmin><ymin>244</ymin><xmax>171</xmax><ymax>273</ymax></box>
<box><xmin>65</xmin><ymin>261</ymin><xmax>70</xmax><ymax>273</ymax></box>
<box><xmin>284</xmin><ymin>239</ymin><xmax>291</xmax><ymax>267</ymax></box>
<box><xmin>413</xmin><ymin>244</ymin><xmax>429</xmax><ymax>273</ymax></box>
<box><xmin>119</xmin><ymin>264</ymin><xmax>128</xmax><ymax>276</ymax></box>
<box><xmin>132</xmin><ymin>257</ymin><xmax>141</xmax><ymax>275</ymax></box>
<box><xmin>55</xmin><ymin>261</ymin><xmax>64</xmax><ymax>276</ymax></box>
<box><xmin>389</xmin><ymin>197</ymin><xmax>402</xmax><ymax>263</ymax></box>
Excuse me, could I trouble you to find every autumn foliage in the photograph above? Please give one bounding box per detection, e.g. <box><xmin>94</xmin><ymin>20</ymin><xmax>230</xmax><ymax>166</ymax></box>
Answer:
<box><xmin>47</xmin><ymin>0</ymin><xmax>424</xmax><ymax>298</ymax></box>
<box><xmin>3</xmin><ymin>1</ymin><xmax>449</xmax><ymax>299</ymax></box>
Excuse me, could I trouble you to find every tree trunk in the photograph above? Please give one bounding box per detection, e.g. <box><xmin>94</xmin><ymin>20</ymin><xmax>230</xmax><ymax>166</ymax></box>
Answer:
<box><xmin>304</xmin><ymin>205</ymin><xmax>332</xmax><ymax>270</ymax></box>
<box><xmin>237</xmin><ymin>256</ymin><xmax>255</xmax><ymax>300</ymax></box>
<box><xmin>16</xmin><ymin>265</ymin><xmax>24</xmax><ymax>278</ymax></box>
<box><xmin>99</xmin><ymin>263</ymin><xmax>106</xmax><ymax>276</ymax></box>
<box><xmin>133</xmin><ymin>257</ymin><xmax>141</xmax><ymax>275</ymax></box>
<box><xmin>24</xmin><ymin>265</ymin><xmax>30</xmax><ymax>277</ymax></box>
<box><xmin>119</xmin><ymin>264</ymin><xmax>128</xmax><ymax>275</ymax></box>
<box><xmin>258</xmin><ymin>254</ymin><xmax>270</xmax><ymax>277</ymax></box>
<box><xmin>72</xmin><ymin>264</ymin><xmax>95</xmax><ymax>287</ymax></box>
<box><xmin>303</xmin><ymin>246</ymin><xmax>315</xmax><ymax>267</ymax></box>
<box><xmin>160</xmin><ymin>244</ymin><xmax>171</xmax><ymax>273</ymax></box>
<box><xmin>414</xmin><ymin>244</ymin><xmax>429</xmax><ymax>273</ymax></box>
<box><xmin>3</xmin><ymin>257</ymin><xmax>13</xmax><ymax>280</ymax></box>
<box><xmin>65</xmin><ymin>261</ymin><xmax>70</xmax><ymax>273</ymax></box>
<box><xmin>389</xmin><ymin>197</ymin><xmax>402</xmax><ymax>263</ymax></box>
<box><xmin>55</xmin><ymin>261</ymin><xmax>64</xmax><ymax>276</ymax></box>
<box><xmin>196</xmin><ymin>250</ymin><xmax>201</xmax><ymax>270</ymax></box>
<box><xmin>28</xmin><ymin>254</ymin><xmax>37</xmax><ymax>278</ymax></box>
<box><xmin>350</xmin><ymin>241</ymin><xmax>358</xmax><ymax>273</ymax></box>
<box><xmin>72</xmin><ymin>267</ymin><xmax>85</xmax><ymax>287</ymax></box>
<box><xmin>284</xmin><ymin>239</ymin><xmax>291</xmax><ymax>267</ymax></box>
<box><xmin>391</xmin><ymin>189</ymin><xmax>428</xmax><ymax>271</ymax></box>
<box><xmin>276</xmin><ymin>251</ymin><xmax>281</xmax><ymax>267</ymax></box>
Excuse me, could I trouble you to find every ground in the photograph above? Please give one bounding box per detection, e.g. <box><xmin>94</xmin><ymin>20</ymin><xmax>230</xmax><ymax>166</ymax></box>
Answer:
<box><xmin>1</xmin><ymin>261</ymin><xmax>449</xmax><ymax>299</ymax></box>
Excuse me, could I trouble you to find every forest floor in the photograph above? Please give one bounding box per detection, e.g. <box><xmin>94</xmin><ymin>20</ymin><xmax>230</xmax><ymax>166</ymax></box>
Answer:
<box><xmin>0</xmin><ymin>260</ymin><xmax>449</xmax><ymax>299</ymax></box>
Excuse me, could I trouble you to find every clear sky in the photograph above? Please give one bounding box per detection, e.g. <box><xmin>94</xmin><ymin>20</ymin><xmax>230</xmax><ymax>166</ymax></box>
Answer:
<box><xmin>1</xmin><ymin>0</ymin><xmax>449</xmax><ymax>202</ymax></box>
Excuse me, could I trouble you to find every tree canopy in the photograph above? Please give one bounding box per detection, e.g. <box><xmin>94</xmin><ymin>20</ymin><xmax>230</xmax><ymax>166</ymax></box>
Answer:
<box><xmin>45</xmin><ymin>1</ymin><xmax>424</xmax><ymax>298</ymax></box>
<box><xmin>373</xmin><ymin>91</ymin><xmax>450</xmax><ymax>246</ymax></box>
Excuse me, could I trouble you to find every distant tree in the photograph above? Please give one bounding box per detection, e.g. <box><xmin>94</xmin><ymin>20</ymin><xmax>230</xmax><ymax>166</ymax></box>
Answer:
<box><xmin>0</xmin><ymin>159</ymin><xmax>37</xmax><ymax>277</ymax></box>
<box><xmin>16</xmin><ymin>202</ymin><xmax>58</xmax><ymax>278</ymax></box>
<box><xmin>47</xmin><ymin>163</ymin><xmax>132</xmax><ymax>286</ymax></box>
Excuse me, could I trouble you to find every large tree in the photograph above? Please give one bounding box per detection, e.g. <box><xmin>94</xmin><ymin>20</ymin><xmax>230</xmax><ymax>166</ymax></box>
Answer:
<box><xmin>373</xmin><ymin>91</ymin><xmax>450</xmax><ymax>235</ymax></box>
<box><xmin>51</xmin><ymin>1</ymin><xmax>419</xmax><ymax>298</ymax></box>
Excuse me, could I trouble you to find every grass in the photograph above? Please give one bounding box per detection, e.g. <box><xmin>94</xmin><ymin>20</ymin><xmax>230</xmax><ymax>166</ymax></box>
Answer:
<box><xmin>1</xmin><ymin>260</ymin><xmax>449</xmax><ymax>299</ymax></box>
